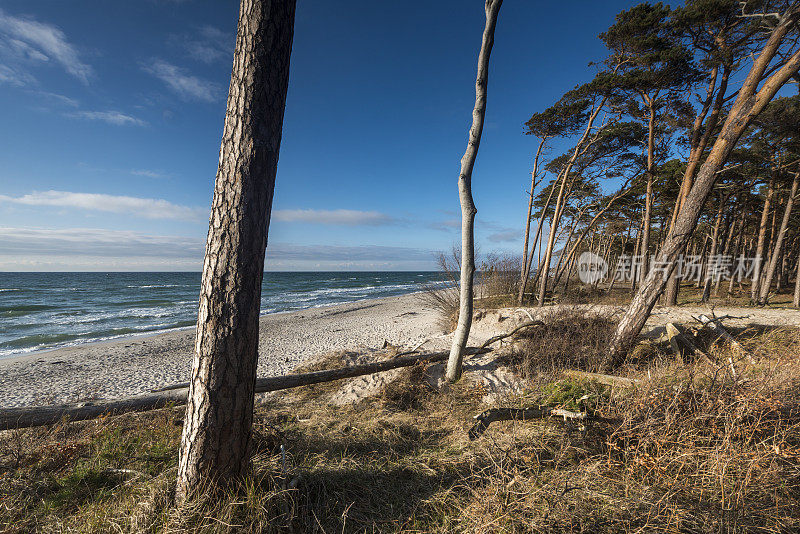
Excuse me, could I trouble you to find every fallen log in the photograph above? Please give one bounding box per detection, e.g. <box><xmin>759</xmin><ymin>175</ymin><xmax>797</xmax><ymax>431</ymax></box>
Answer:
<box><xmin>0</xmin><ymin>347</ymin><xmax>490</xmax><ymax>431</ymax></box>
<box><xmin>468</xmin><ymin>406</ymin><xmax>620</xmax><ymax>440</ymax></box>
<box><xmin>696</xmin><ymin>314</ymin><xmax>755</xmax><ymax>364</ymax></box>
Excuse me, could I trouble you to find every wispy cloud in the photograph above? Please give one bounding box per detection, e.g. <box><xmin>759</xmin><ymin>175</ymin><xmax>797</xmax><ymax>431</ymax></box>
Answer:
<box><xmin>0</xmin><ymin>8</ymin><xmax>92</xmax><ymax>84</ymax></box>
<box><xmin>273</xmin><ymin>209</ymin><xmax>398</xmax><ymax>226</ymax></box>
<box><xmin>0</xmin><ymin>64</ymin><xmax>33</xmax><ymax>86</ymax></box>
<box><xmin>171</xmin><ymin>25</ymin><xmax>233</xmax><ymax>64</ymax></box>
<box><xmin>143</xmin><ymin>59</ymin><xmax>220</xmax><ymax>102</ymax></box>
<box><xmin>487</xmin><ymin>230</ymin><xmax>519</xmax><ymax>243</ymax></box>
<box><xmin>37</xmin><ymin>91</ymin><xmax>79</xmax><ymax>107</ymax></box>
<box><xmin>0</xmin><ymin>191</ymin><xmax>204</xmax><ymax>221</ymax></box>
<box><xmin>427</xmin><ymin>218</ymin><xmax>460</xmax><ymax>232</ymax></box>
<box><xmin>130</xmin><ymin>169</ymin><xmax>170</xmax><ymax>179</ymax></box>
<box><xmin>68</xmin><ymin>110</ymin><xmax>147</xmax><ymax>126</ymax></box>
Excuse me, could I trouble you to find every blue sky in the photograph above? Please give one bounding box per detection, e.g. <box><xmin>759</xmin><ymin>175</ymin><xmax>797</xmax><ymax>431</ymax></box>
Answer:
<box><xmin>0</xmin><ymin>0</ymin><xmax>655</xmax><ymax>271</ymax></box>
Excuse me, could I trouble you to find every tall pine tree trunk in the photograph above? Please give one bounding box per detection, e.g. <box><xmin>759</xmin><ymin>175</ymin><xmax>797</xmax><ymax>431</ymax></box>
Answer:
<box><xmin>518</xmin><ymin>138</ymin><xmax>546</xmax><ymax>304</ymax></box>
<box><xmin>663</xmin><ymin>67</ymin><xmax>731</xmax><ymax>305</ymax></box>
<box><xmin>701</xmin><ymin>199</ymin><xmax>724</xmax><ymax>302</ymax></box>
<box><xmin>176</xmin><ymin>0</ymin><xmax>295</xmax><ymax>502</ymax></box>
<box><xmin>793</xmin><ymin>245</ymin><xmax>800</xmax><ymax>308</ymax></box>
<box><xmin>758</xmin><ymin>171</ymin><xmax>799</xmax><ymax>304</ymax></box>
<box><xmin>639</xmin><ymin>100</ymin><xmax>655</xmax><ymax>285</ymax></box>
<box><xmin>446</xmin><ymin>0</ymin><xmax>502</xmax><ymax>383</ymax></box>
<box><xmin>602</xmin><ymin>10</ymin><xmax>800</xmax><ymax>369</ymax></box>
<box><xmin>751</xmin><ymin>172</ymin><xmax>776</xmax><ymax>302</ymax></box>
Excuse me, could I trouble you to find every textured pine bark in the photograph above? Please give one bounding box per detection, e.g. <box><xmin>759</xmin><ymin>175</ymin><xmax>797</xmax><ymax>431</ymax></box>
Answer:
<box><xmin>446</xmin><ymin>0</ymin><xmax>502</xmax><ymax>383</ymax></box>
<box><xmin>175</xmin><ymin>0</ymin><xmax>296</xmax><ymax>503</ymax></box>
<box><xmin>603</xmin><ymin>8</ymin><xmax>800</xmax><ymax>369</ymax></box>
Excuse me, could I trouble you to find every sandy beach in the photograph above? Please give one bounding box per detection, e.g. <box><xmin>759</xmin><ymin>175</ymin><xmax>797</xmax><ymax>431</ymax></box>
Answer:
<box><xmin>3</xmin><ymin>294</ymin><xmax>800</xmax><ymax>409</ymax></box>
<box><xmin>0</xmin><ymin>293</ymin><xmax>449</xmax><ymax>408</ymax></box>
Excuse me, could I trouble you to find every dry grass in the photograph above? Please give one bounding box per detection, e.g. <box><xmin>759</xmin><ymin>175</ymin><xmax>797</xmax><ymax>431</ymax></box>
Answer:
<box><xmin>2</xmin><ymin>326</ymin><xmax>799</xmax><ymax>532</ymax></box>
<box><xmin>423</xmin><ymin>251</ymin><xmax>523</xmax><ymax>331</ymax></box>
<box><xmin>502</xmin><ymin>306</ymin><xmax>621</xmax><ymax>378</ymax></box>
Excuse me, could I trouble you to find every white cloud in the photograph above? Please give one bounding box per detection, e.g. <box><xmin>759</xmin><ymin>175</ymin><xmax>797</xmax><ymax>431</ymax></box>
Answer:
<box><xmin>130</xmin><ymin>169</ymin><xmax>170</xmax><ymax>179</ymax></box>
<box><xmin>172</xmin><ymin>25</ymin><xmax>233</xmax><ymax>64</ymax></box>
<box><xmin>69</xmin><ymin>110</ymin><xmax>147</xmax><ymax>126</ymax></box>
<box><xmin>427</xmin><ymin>218</ymin><xmax>460</xmax><ymax>232</ymax></box>
<box><xmin>144</xmin><ymin>59</ymin><xmax>220</xmax><ymax>102</ymax></box>
<box><xmin>0</xmin><ymin>8</ymin><xmax>92</xmax><ymax>84</ymax></box>
<box><xmin>487</xmin><ymin>230</ymin><xmax>518</xmax><ymax>243</ymax></box>
<box><xmin>272</xmin><ymin>209</ymin><xmax>397</xmax><ymax>226</ymax></box>
<box><xmin>0</xmin><ymin>227</ymin><xmax>203</xmax><ymax>258</ymax></box>
<box><xmin>0</xmin><ymin>64</ymin><xmax>33</xmax><ymax>86</ymax></box>
<box><xmin>37</xmin><ymin>91</ymin><xmax>79</xmax><ymax>107</ymax></box>
<box><xmin>0</xmin><ymin>191</ymin><xmax>205</xmax><ymax>221</ymax></box>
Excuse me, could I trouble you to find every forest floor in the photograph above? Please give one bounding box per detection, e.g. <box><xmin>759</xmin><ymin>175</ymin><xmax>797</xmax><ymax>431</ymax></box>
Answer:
<box><xmin>2</xmin><ymin>290</ymin><xmax>800</xmax><ymax>532</ymax></box>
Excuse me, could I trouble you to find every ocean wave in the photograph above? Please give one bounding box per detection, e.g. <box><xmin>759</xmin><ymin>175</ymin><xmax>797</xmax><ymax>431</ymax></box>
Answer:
<box><xmin>0</xmin><ymin>272</ymin><xmax>444</xmax><ymax>357</ymax></box>
<box><xmin>127</xmin><ymin>284</ymin><xmax>184</xmax><ymax>289</ymax></box>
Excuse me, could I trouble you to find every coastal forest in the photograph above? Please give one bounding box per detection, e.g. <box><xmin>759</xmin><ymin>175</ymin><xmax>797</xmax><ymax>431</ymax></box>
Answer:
<box><xmin>3</xmin><ymin>0</ymin><xmax>800</xmax><ymax>532</ymax></box>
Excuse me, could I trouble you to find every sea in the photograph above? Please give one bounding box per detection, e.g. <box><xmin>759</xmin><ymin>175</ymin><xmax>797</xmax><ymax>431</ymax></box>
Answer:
<box><xmin>0</xmin><ymin>272</ymin><xmax>446</xmax><ymax>359</ymax></box>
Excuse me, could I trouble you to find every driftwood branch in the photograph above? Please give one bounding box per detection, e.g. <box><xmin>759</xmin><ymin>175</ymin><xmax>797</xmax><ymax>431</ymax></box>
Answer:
<box><xmin>468</xmin><ymin>406</ymin><xmax>620</xmax><ymax>440</ymax></box>
<box><xmin>0</xmin><ymin>347</ymin><xmax>491</xmax><ymax>431</ymax></box>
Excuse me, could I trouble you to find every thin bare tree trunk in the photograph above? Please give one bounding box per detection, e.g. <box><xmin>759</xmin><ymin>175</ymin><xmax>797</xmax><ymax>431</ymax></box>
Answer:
<box><xmin>521</xmin><ymin>180</ymin><xmax>558</xmax><ymax>303</ymax></box>
<box><xmin>716</xmin><ymin>209</ymin><xmax>741</xmax><ymax>295</ymax></box>
<box><xmin>603</xmin><ymin>10</ymin><xmax>800</xmax><ymax>369</ymax></box>
<box><xmin>639</xmin><ymin>101</ymin><xmax>655</xmax><ymax>285</ymax></box>
<box><xmin>701</xmin><ymin>200</ymin><xmax>724</xmax><ymax>302</ymax></box>
<box><xmin>758</xmin><ymin>171</ymin><xmax>799</xmax><ymax>304</ymax></box>
<box><xmin>793</xmin><ymin>245</ymin><xmax>800</xmax><ymax>308</ymax></box>
<box><xmin>518</xmin><ymin>138</ymin><xmax>546</xmax><ymax>304</ymax></box>
<box><xmin>752</xmin><ymin>172</ymin><xmax>776</xmax><ymax>302</ymax></box>
<box><xmin>175</xmin><ymin>0</ymin><xmax>295</xmax><ymax>503</ymax></box>
<box><xmin>537</xmin><ymin>96</ymin><xmax>609</xmax><ymax>307</ymax></box>
<box><xmin>446</xmin><ymin>0</ymin><xmax>502</xmax><ymax>383</ymax></box>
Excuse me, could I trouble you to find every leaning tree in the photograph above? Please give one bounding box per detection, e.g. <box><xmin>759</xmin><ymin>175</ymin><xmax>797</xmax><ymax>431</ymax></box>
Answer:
<box><xmin>446</xmin><ymin>0</ymin><xmax>503</xmax><ymax>383</ymax></box>
<box><xmin>603</xmin><ymin>1</ymin><xmax>800</xmax><ymax>369</ymax></box>
<box><xmin>176</xmin><ymin>0</ymin><xmax>296</xmax><ymax>502</ymax></box>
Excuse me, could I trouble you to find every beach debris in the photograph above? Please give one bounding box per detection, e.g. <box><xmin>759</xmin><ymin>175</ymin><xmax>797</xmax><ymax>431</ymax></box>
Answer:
<box><xmin>665</xmin><ymin>322</ymin><xmax>715</xmax><ymax>366</ymax></box>
<box><xmin>695</xmin><ymin>313</ymin><xmax>755</xmax><ymax>364</ymax></box>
